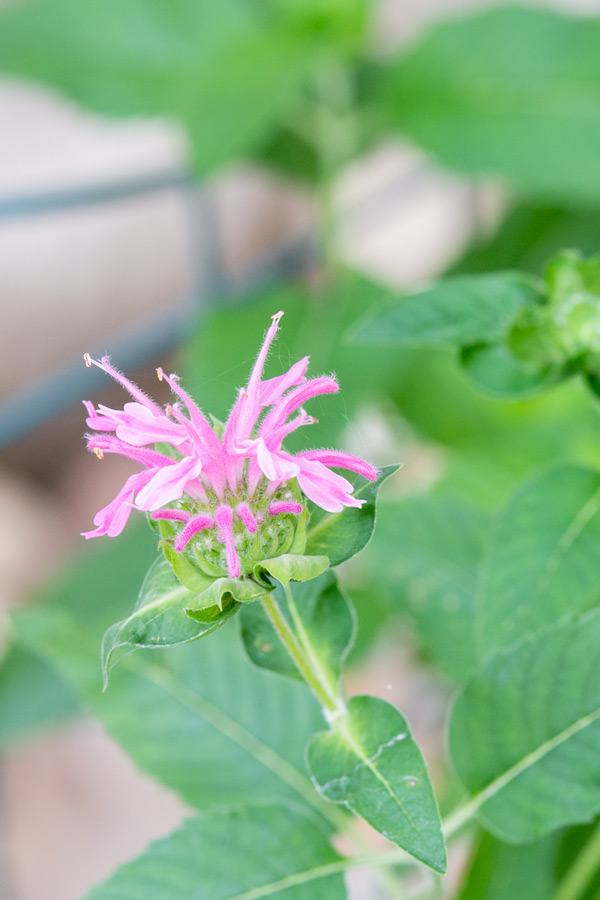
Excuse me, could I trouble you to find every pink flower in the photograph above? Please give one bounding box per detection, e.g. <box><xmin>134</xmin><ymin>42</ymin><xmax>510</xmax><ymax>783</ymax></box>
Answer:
<box><xmin>82</xmin><ymin>312</ymin><xmax>377</xmax><ymax>578</ymax></box>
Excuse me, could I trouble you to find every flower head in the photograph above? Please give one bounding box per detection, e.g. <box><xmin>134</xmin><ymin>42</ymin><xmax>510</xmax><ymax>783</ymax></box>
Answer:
<box><xmin>83</xmin><ymin>312</ymin><xmax>377</xmax><ymax>579</ymax></box>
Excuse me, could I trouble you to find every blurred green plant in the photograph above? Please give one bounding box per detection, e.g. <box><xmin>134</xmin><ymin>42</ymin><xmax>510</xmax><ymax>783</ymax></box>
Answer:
<box><xmin>2</xmin><ymin>1</ymin><xmax>600</xmax><ymax>897</ymax></box>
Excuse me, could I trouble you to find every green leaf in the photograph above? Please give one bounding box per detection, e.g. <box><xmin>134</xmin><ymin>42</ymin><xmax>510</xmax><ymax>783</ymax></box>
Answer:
<box><xmin>305</xmin><ymin>465</ymin><xmax>400</xmax><ymax>567</ymax></box>
<box><xmin>161</xmin><ymin>543</ymin><xmax>218</xmax><ymax>593</ymax></box>
<box><xmin>239</xmin><ymin>570</ymin><xmax>354</xmax><ymax>683</ymax></box>
<box><xmin>101</xmin><ymin>557</ymin><xmax>240</xmax><ymax>685</ymax></box>
<box><xmin>381</xmin><ymin>6</ymin><xmax>600</xmax><ymax>203</ymax></box>
<box><xmin>458</xmin><ymin>830</ymin><xmax>563</xmax><ymax>900</ymax></box>
<box><xmin>450</xmin><ymin>610</ymin><xmax>600</xmax><ymax>842</ymax></box>
<box><xmin>307</xmin><ymin>695</ymin><xmax>446</xmax><ymax>873</ymax></box>
<box><xmin>350</xmin><ymin>272</ymin><xmax>541</xmax><ymax>348</ymax></box>
<box><xmin>13</xmin><ymin>527</ymin><xmax>332</xmax><ymax>817</ymax></box>
<box><xmin>255</xmin><ymin>554</ymin><xmax>329</xmax><ymax>587</ymax></box>
<box><xmin>0</xmin><ymin>644</ymin><xmax>80</xmax><ymax>750</ymax></box>
<box><xmin>184</xmin><ymin>576</ymin><xmax>270</xmax><ymax>616</ymax></box>
<box><xmin>477</xmin><ymin>463</ymin><xmax>600</xmax><ymax>657</ymax></box>
<box><xmin>459</xmin><ymin>343</ymin><xmax>562</xmax><ymax>397</ymax></box>
<box><xmin>84</xmin><ymin>802</ymin><xmax>346</xmax><ymax>900</ymax></box>
<box><xmin>363</xmin><ymin>497</ymin><xmax>487</xmax><ymax>683</ymax></box>
<box><xmin>0</xmin><ymin>0</ymin><xmax>322</xmax><ymax>174</ymax></box>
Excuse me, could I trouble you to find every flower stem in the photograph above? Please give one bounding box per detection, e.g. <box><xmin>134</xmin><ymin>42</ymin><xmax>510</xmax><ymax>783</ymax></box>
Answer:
<box><xmin>260</xmin><ymin>591</ymin><xmax>341</xmax><ymax>716</ymax></box>
<box><xmin>552</xmin><ymin>818</ymin><xmax>600</xmax><ymax>900</ymax></box>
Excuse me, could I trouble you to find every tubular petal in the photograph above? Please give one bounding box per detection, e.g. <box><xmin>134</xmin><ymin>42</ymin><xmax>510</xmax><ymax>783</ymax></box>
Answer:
<box><xmin>299</xmin><ymin>450</ymin><xmax>378</xmax><ymax>481</ymax></box>
<box><xmin>268</xmin><ymin>501</ymin><xmax>303</xmax><ymax>516</ymax></box>
<box><xmin>174</xmin><ymin>514</ymin><xmax>215</xmax><ymax>552</ymax></box>
<box><xmin>215</xmin><ymin>505</ymin><xmax>240</xmax><ymax>578</ymax></box>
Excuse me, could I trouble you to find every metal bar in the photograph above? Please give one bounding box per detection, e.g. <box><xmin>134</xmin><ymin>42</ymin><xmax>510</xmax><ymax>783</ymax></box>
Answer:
<box><xmin>0</xmin><ymin>170</ymin><xmax>188</xmax><ymax>220</ymax></box>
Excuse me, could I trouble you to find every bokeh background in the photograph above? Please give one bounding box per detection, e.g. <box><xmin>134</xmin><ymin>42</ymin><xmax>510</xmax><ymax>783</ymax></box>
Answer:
<box><xmin>2</xmin><ymin>0</ymin><xmax>600</xmax><ymax>897</ymax></box>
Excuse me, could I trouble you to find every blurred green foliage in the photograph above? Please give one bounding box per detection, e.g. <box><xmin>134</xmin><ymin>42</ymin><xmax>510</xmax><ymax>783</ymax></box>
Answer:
<box><xmin>3</xmin><ymin>0</ymin><xmax>600</xmax><ymax>896</ymax></box>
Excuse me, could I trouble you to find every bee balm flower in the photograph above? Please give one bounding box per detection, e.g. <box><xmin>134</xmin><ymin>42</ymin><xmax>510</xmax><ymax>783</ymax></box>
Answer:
<box><xmin>83</xmin><ymin>312</ymin><xmax>377</xmax><ymax>579</ymax></box>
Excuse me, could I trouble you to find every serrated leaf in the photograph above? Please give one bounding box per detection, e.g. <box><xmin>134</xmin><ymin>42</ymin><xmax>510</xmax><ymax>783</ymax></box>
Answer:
<box><xmin>307</xmin><ymin>695</ymin><xmax>446</xmax><ymax>873</ymax></box>
<box><xmin>477</xmin><ymin>463</ymin><xmax>600</xmax><ymax>657</ymax></box>
<box><xmin>305</xmin><ymin>465</ymin><xmax>400</xmax><ymax>567</ymax></box>
<box><xmin>450</xmin><ymin>610</ymin><xmax>600</xmax><ymax>842</ymax></box>
<box><xmin>240</xmin><ymin>570</ymin><xmax>355</xmax><ymax>684</ymax></box>
<box><xmin>350</xmin><ymin>272</ymin><xmax>540</xmax><ymax>348</ymax></box>
<box><xmin>101</xmin><ymin>557</ymin><xmax>238</xmax><ymax>685</ymax></box>
<box><xmin>84</xmin><ymin>802</ymin><xmax>346</xmax><ymax>900</ymax></box>
<box><xmin>381</xmin><ymin>5</ymin><xmax>600</xmax><ymax>203</ymax></box>
<box><xmin>13</xmin><ymin>527</ymin><xmax>333</xmax><ymax>818</ymax></box>
<box><xmin>255</xmin><ymin>554</ymin><xmax>329</xmax><ymax>587</ymax></box>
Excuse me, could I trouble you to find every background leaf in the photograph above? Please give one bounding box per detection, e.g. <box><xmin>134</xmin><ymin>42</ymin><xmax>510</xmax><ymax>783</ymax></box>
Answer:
<box><xmin>362</xmin><ymin>496</ymin><xmax>487</xmax><ymax>683</ymax></box>
<box><xmin>459</xmin><ymin>343</ymin><xmax>562</xmax><ymax>397</ymax></box>
<box><xmin>305</xmin><ymin>464</ymin><xmax>400</xmax><ymax>566</ymax></box>
<box><xmin>0</xmin><ymin>0</ymin><xmax>323</xmax><ymax>173</ymax></box>
<box><xmin>0</xmin><ymin>644</ymin><xmax>80</xmax><ymax>751</ymax></box>
<box><xmin>381</xmin><ymin>5</ymin><xmax>600</xmax><ymax>203</ymax></box>
<box><xmin>84</xmin><ymin>802</ymin><xmax>346</xmax><ymax>900</ymax></box>
<box><xmin>350</xmin><ymin>272</ymin><xmax>540</xmax><ymax>348</ymax></box>
<box><xmin>450</xmin><ymin>610</ymin><xmax>600</xmax><ymax>842</ymax></box>
<box><xmin>307</xmin><ymin>694</ymin><xmax>446</xmax><ymax>873</ymax></box>
<box><xmin>477</xmin><ymin>463</ymin><xmax>600</xmax><ymax>657</ymax></box>
<box><xmin>239</xmin><ymin>570</ymin><xmax>354</xmax><ymax>684</ymax></box>
<box><xmin>12</xmin><ymin>527</ymin><xmax>336</xmax><ymax>821</ymax></box>
<box><xmin>458</xmin><ymin>830</ymin><xmax>563</xmax><ymax>900</ymax></box>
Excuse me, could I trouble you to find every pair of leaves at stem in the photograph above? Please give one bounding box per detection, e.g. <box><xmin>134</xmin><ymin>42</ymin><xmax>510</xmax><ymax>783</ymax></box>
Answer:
<box><xmin>102</xmin><ymin>465</ymin><xmax>398</xmax><ymax>683</ymax></box>
<box><xmin>351</xmin><ymin>251</ymin><xmax>600</xmax><ymax>401</ymax></box>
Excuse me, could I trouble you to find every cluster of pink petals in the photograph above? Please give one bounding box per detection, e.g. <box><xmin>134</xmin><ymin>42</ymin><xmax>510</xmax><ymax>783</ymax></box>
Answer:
<box><xmin>82</xmin><ymin>311</ymin><xmax>377</xmax><ymax>577</ymax></box>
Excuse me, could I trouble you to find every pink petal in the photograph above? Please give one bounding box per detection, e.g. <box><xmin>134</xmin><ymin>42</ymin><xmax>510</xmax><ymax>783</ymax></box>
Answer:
<box><xmin>255</xmin><ymin>439</ymin><xmax>300</xmax><ymax>483</ymax></box>
<box><xmin>268</xmin><ymin>501</ymin><xmax>303</xmax><ymax>516</ymax></box>
<box><xmin>299</xmin><ymin>450</ymin><xmax>378</xmax><ymax>481</ymax></box>
<box><xmin>215</xmin><ymin>505</ymin><xmax>240</xmax><ymax>578</ymax></box>
<box><xmin>174</xmin><ymin>514</ymin><xmax>215</xmax><ymax>552</ymax></box>
<box><xmin>260</xmin><ymin>376</ymin><xmax>339</xmax><ymax>437</ymax></box>
<box><xmin>85</xmin><ymin>355</ymin><xmax>163</xmax><ymax>415</ymax></box>
<box><xmin>81</xmin><ymin>470</ymin><xmax>155</xmax><ymax>539</ymax></box>
<box><xmin>222</xmin><ymin>311</ymin><xmax>284</xmax><ymax>461</ymax></box>
<box><xmin>134</xmin><ymin>456</ymin><xmax>203</xmax><ymax>511</ymax></box>
<box><xmin>295</xmin><ymin>457</ymin><xmax>364</xmax><ymax>514</ymax></box>
<box><xmin>258</xmin><ymin>356</ymin><xmax>309</xmax><ymax>407</ymax></box>
<box><xmin>87</xmin><ymin>435</ymin><xmax>173</xmax><ymax>469</ymax></box>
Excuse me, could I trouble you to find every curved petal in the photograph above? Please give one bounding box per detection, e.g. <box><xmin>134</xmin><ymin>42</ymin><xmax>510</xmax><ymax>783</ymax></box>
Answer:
<box><xmin>295</xmin><ymin>457</ymin><xmax>364</xmax><ymax>513</ymax></box>
<box><xmin>82</xmin><ymin>470</ymin><xmax>155</xmax><ymax>539</ymax></box>
<box><xmin>299</xmin><ymin>450</ymin><xmax>378</xmax><ymax>481</ymax></box>
<box><xmin>134</xmin><ymin>456</ymin><xmax>203</xmax><ymax>511</ymax></box>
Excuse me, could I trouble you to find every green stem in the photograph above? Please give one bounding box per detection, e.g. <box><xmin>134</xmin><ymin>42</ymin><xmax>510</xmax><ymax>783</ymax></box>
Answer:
<box><xmin>260</xmin><ymin>592</ymin><xmax>340</xmax><ymax>716</ymax></box>
<box><xmin>283</xmin><ymin>582</ymin><xmax>344</xmax><ymax>715</ymax></box>
<box><xmin>553</xmin><ymin>819</ymin><xmax>600</xmax><ymax>900</ymax></box>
